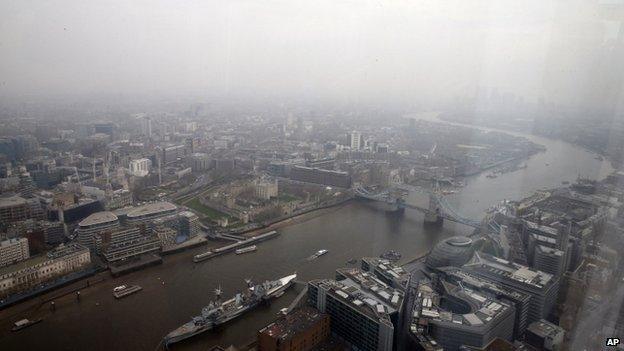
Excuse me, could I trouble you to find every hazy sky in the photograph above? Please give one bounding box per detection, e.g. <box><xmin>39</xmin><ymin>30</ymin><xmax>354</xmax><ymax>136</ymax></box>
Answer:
<box><xmin>1</xmin><ymin>0</ymin><xmax>622</xmax><ymax>108</ymax></box>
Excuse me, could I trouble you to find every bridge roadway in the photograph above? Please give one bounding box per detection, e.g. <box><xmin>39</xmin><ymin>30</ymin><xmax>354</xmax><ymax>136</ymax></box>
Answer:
<box><xmin>354</xmin><ymin>185</ymin><xmax>481</xmax><ymax>228</ymax></box>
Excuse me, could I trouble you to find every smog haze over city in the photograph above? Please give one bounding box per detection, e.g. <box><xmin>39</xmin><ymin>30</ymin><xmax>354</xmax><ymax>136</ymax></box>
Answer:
<box><xmin>1</xmin><ymin>0</ymin><xmax>621</xmax><ymax>109</ymax></box>
<box><xmin>0</xmin><ymin>1</ymin><xmax>624</xmax><ymax>351</ymax></box>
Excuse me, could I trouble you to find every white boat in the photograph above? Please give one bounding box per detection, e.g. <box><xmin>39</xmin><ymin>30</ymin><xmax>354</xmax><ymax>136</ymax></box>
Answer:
<box><xmin>193</xmin><ymin>250</ymin><xmax>215</xmax><ymax>262</ymax></box>
<box><xmin>12</xmin><ymin>318</ymin><xmax>43</xmax><ymax>332</ymax></box>
<box><xmin>113</xmin><ymin>285</ymin><xmax>127</xmax><ymax>292</ymax></box>
<box><xmin>235</xmin><ymin>245</ymin><xmax>257</xmax><ymax>254</ymax></box>
<box><xmin>309</xmin><ymin>249</ymin><xmax>329</xmax><ymax>260</ymax></box>
<box><xmin>113</xmin><ymin>285</ymin><xmax>142</xmax><ymax>299</ymax></box>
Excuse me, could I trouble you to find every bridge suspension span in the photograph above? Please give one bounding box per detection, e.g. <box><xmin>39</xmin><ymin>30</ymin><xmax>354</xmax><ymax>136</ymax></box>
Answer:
<box><xmin>354</xmin><ymin>184</ymin><xmax>481</xmax><ymax>228</ymax></box>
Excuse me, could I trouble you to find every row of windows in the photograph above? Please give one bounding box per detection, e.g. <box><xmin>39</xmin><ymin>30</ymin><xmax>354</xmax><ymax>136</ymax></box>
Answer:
<box><xmin>325</xmin><ymin>299</ymin><xmax>381</xmax><ymax>351</ymax></box>
<box><xmin>0</xmin><ymin>256</ymin><xmax>90</xmax><ymax>291</ymax></box>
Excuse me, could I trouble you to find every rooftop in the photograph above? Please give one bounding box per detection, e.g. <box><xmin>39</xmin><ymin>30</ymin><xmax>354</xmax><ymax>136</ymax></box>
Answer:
<box><xmin>464</xmin><ymin>253</ymin><xmax>554</xmax><ymax>289</ymax></box>
<box><xmin>63</xmin><ymin>197</ymin><xmax>99</xmax><ymax>210</ymax></box>
<box><xmin>362</xmin><ymin>257</ymin><xmax>409</xmax><ymax>288</ymax></box>
<box><xmin>412</xmin><ymin>277</ymin><xmax>513</xmax><ymax>332</ymax></box>
<box><xmin>531</xmin><ymin>233</ymin><xmax>557</xmax><ymax>245</ymax></box>
<box><xmin>0</xmin><ymin>243</ymin><xmax>88</xmax><ymax>276</ymax></box>
<box><xmin>524</xmin><ymin>221</ymin><xmax>558</xmax><ymax>237</ymax></box>
<box><xmin>313</xmin><ymin>268</ymin><xmax>403</xmax><ymax>322</ymax></box>
<box><xmin>536</xmin><ymin>245</ymin><xmax>563</xmax><ymax>257</ymax></box>
<box><xmin>78</xmin><ymin>211</ymin><xmax>119</xmax><ymax>227</ymax></box>
<box><xmin>259</xmin><ymin>307</ymin><xmax>327</xmax><ymax>341</ymax></box>
<box><xmin>0</xmin><ymin>237</ymin><xmax>28</xmax><ymax>247</ymax></box>
<box><xmin>426</xmin><ymin>236</ymin><xmax>475</xmax><ymax>269</ymax></box>
<box><xmin>0</xmin><ymin>253</ymin><xmax>48</xmax><ymax>277</ymax></box>
<box><xmin>437</xmin><ymin>267</ymin><xmax>530</xmax><ymax>303</ymax></box>
<box><xmin>481</xmin><ymin>338</ymin><xmax>522</xmax><ymax>351</ymax></box>
<box><xmin>47</xmin><ymin>243</ymin><xmax>89</xmax><ymax>259</ymax></box>
<box><xmin>179</xmin><ymin>211</ymin><xmax>198</xmax><ymax>219</ymax></box>
<box><xmin>126</xmin><ymin>202</ymin><xmax>177</xmax><ymax>219</ymax></box>
<box><xmin>293</xmin><ymin>165</ymin><xmax>348</xmax><ymax>175</ymax></box>
<box><xmin>527</xmin><ymin>319</ymin><xmax>564</xmax><ymax>338</ymax></box>
<box><xmin>0</xmin><ymin>195</ymin><xmax>28</xmax><ymax>209</ymax></box>
<box><xmin>447</xmin><ymin>236</ymin><xmax>473</xmax><ymax>247</ymax></box>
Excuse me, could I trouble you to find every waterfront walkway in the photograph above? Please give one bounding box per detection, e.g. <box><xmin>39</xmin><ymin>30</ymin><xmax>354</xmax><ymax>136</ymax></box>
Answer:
<box><xmin>0</xmin><ymin>266</ymin><xmax>102</xmax><ymax>310</ymax></box>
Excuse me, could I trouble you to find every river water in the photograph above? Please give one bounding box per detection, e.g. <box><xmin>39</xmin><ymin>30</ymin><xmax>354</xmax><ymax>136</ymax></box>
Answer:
<box><xmin>0</xmin><ymin>117</ymin><xmax>614</xmax><ymax>351</ymax></box>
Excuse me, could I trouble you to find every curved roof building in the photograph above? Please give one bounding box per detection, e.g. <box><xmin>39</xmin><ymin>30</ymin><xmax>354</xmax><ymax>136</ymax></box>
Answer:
<box><xmin>126</xmin><ymin>202</ymin><xmax>177</xmax><ymax>224</ymax></box>
<box><xmin>425</xmin><ymin>236</ymin><xmax>475</xmax><ymax>270</ymax></box>
<box><xmin>410</xmin><ymin>276</ymin><xmax>515</xmax><ymax>350</ymax></box>
<box><xmin>76</xmin><ymin>211</ymin><xmax>119</xmax><ymax>250</ymax></box>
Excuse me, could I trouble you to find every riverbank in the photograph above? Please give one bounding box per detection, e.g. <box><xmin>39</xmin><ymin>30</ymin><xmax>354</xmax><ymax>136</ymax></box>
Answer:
<box><xmin>0</xmin><ymin>266</ymin><xmax>104</xmax><ymax>311</ymax></box>
<box><xmin>0</xmin><ymin>198</ymin><xmax>350</xmax><ymax>316</ymax></box>
<box><xmin>0</xmin><ymin>270</ymin><xmax>110</xmax><ymax>331</ymax></box>
<box><xmin>436</xmin><ymin>113</ymin><xmax>618</xmax><ymax>172</ymax></box>
<box><xmin>240</xmin><ymin>198</ymin><xmax>353</xmax><ymax>238</ymax></box>
<box><xmin>1</xmin><ymin>114</ymin><xmax>616</xmax><ymax>350</ymax></box>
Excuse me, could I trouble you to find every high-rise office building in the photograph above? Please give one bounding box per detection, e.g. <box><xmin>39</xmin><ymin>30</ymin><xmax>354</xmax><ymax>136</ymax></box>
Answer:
<box><xmin>18</xmin><ymin>171</ymin><xmax>35</xmax><ymax>198</ymax></box>
<box><xmin>533</xmin><ymin>245</ymin><xmax>565</xmax><ymax>278</ymax></box>
<box><xmin>94</xmin><ymin>122</ymin><xmax>115</xmax><ymax>137</ymax></box>
<box><xmin>42</xmin><ymin>221</ymin><xmax>66</xmax><ymax>244</ymax></box>
<box><xmin>178</xmin><ymin>211</ymin><xmax>199</xmax><ymax>238</ymax></box>
<box><xmin>153</xmin><ymin>225</ymin><xmax>177</xmax><ymax>249</ymax></box>
<box><xmin>14</xmin><ymin>135</ymin><xmax>39</xmax><ymax>160</ymax></box>
<box><xmin>308</xmin><ymin>268</ymin><xmax>403</xmax><ymax>351</ymax></box>
<box><xmin>0</xmin><ymin>138</ymin><xmax>16</xmax><ymax>161</ymax></box>
<box><xmin>125</xmin><ymin>202</ymin><xmax>177</xmax><ymax>226</ymax></box>
<box><xmin>410</xmin><ymin>275</ymin><xmax>516</xmax><ymax>350</ymax></box>
<box><xmin>162</xmin><ymin>145</ymin><xmax>186</xmax><ymax>164</ymax></box>
<box><xmin>95</xmin><ymin>226</ymin><xmax>161</xmax><ymax>262</ymax></box>
<box><xmin>524</xmin><ymin>319</ymin><xmax>565</xmax><ymax>351</ymax></box>
<box><xmin>0</xmin><ymin>195</ymin><xmax>30</xmax><ymax>223</ymax></box>
<box><xmin>463</xmin><ymin>253</ymin><xmax>559</xmax><ymax>325</ymax></box>
<box><xmin>0</xmin><ymin>238</ymin><xmax>30</xmax><ymax>267</ymax></box>
<box><xmin>437</xmin><ymin>267</ymin><xmax>532</xmax><ymax>340</ymax></box>
<box><xmin>290</xmin><ymin>166</ymin><xmax>351</xmax><ymax>188</ymax></box>
<box><xmin>128</xmin><ymin>158</ymin><xmax>151</xmax><ymax>177</ymax></box>
<box><xmin>347</xmin><ymin>131</ymin><xmax>362</xmax><ymax>150</ymax></box>
<box><xmin>141</xmin><ymin>117</ymin><xmax>152</xmax><ymax>138</ymax></box>
<box><xmin>360</xmin><ymin>257</ymin><xmax>409</xmax><ymax>290</ymax></box>
<box><xmin>75</xmin><ymin>211</ymin><xmax>120</xmax><ymax>250</ymax></box>
<box><xmin>187</xmin><ymin>153</ymin><xmax>211</xmax><ymax>171</ymax></box>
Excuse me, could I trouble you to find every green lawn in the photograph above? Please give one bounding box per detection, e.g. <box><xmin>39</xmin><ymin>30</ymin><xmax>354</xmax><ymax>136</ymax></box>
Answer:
<box><xmin>226</xmin><ymin>220</ymin><xmax>246</xmax><ymax>229</ymax></box>
<box><xmin>186</xmin><ymin>198</ymin><xmax>232</xmax><ymax>220</ymax></box>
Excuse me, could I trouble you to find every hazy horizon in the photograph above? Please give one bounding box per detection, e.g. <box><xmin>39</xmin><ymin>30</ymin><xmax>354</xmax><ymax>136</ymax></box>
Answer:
<box><xmin>1</xmin><ymin>0</ymin><xmax>623</xmax><ymax>111</ymax></box>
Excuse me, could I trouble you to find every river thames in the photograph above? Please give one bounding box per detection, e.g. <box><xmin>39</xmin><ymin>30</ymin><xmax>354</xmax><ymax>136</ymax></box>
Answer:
<box><xmin>0</xmin><ymin>122</ymin><xmax>614</xmax><ymax>351</ymax></box>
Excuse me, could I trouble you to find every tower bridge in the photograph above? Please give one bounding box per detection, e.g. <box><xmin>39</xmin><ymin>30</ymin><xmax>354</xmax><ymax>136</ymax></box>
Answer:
<box><xmin>354</xmin><ymin>184</ymin><xmax>481</xmax><ymax>228</ymax></box>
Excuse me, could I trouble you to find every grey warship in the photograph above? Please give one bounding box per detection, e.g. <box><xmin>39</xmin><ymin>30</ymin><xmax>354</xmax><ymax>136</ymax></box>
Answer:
<box><xmin>164</xmin><ymin>273</ymin><xmax>297</xmax><ymax>346</ymax></box>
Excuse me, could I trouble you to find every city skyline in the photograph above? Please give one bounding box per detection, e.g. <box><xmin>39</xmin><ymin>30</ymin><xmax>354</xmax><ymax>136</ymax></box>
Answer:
<box><xmin>1</xmin><ymin>1</ymin><xmax>624</xmax><ymax>351</ymax></box>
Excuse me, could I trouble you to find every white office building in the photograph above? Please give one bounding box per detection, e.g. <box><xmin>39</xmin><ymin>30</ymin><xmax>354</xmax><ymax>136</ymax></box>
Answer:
<box><xmin>0</xmin><ymin>238</ymin><xmax>30</xmax><ymax>267</ymax></box>
<box><xmin>0</xmin><ymin>243</ymin><xmax>90</xmax><ymax>298</ymax></box>
<box><xmin>349</xmin><ymin>131</ymin><xmax>362</xmax><ymax>150</ymax></box>
<box><xmin>129</xmin><ymin>158</ymin><xmax>151</xmax><ymax>177</ymax></box>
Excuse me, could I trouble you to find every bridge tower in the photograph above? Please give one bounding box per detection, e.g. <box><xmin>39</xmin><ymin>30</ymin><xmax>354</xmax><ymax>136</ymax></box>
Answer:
<box><xmin>394</xmin><ymin>195</ymin><xmax>406</xmax><ymax>213</ymax></box>
<box><xmin>424</xmin><ymin>193</ymin><xmax>443</xmax><ymax>225</ymax></box>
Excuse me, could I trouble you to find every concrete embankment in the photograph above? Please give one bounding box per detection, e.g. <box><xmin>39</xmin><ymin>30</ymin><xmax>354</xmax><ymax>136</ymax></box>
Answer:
<box><xmin>193</xmin><ymin>230</ymin><xmax>280</xmax><ymax>262</ymax></box>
